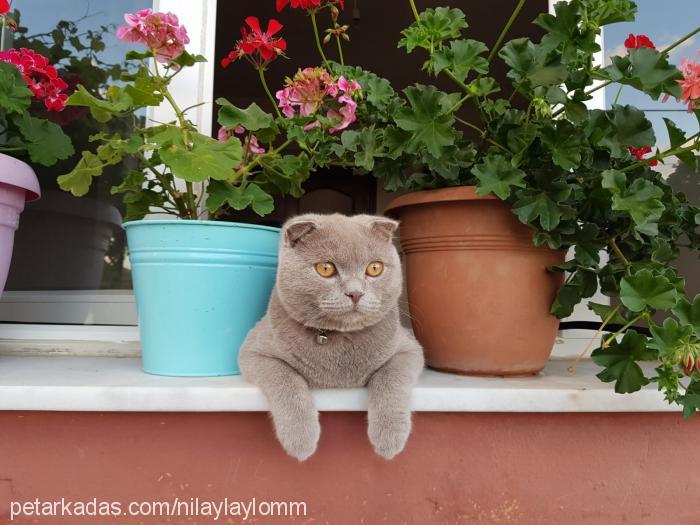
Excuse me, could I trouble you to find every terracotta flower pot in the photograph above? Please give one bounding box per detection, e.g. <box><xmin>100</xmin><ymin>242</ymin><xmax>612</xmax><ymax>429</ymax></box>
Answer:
<box><xmin>0</xmin><ymin>153</ymin><xmax>41</xmax><ymax>296</ymax></box>
<box><xmin>385</xmin><ymin>186</ymin><xmax>564</xmax><ymax>376</ymax></box>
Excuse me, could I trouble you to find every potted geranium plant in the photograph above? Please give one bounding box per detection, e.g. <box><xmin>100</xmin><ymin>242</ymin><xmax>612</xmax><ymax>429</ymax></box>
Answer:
<box><xmin>236</xmin><ymin>0</ymin><xmax>700</xmax><ymax>414</ymax></box>
<box><xmin>58</xmin><ymin>8</ymin><xmax>360</xmax><ymax>376</ymax></box>
<box><xmin>0</xmin><ymin>2</ymin><xmax>73</xmax><ymax>295</ymax></box>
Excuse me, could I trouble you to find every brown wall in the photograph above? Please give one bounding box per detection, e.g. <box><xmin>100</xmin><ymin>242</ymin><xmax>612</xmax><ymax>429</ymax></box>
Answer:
<box><xmin>1</xmin><ymin>411</ymin><xmax>699</xmax><ymax>524</ymax></box>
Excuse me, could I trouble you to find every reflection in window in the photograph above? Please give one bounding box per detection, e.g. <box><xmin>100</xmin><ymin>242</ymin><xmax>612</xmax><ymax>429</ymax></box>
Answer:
<box><xmin>604</xmin><ymin>0</ymin><xmax>700</xmax><ymax>297</ymax></box>
<box><xmin>4</xmin><ymin>0</ymin><xmax>143</xmax><ymax>291</ymax></box>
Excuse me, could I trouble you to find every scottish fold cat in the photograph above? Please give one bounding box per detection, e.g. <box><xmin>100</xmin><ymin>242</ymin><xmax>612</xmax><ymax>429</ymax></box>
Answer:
<box><xmin>239</xmin><ymin>213</ymin><xmax>424</xmax><ymax>461</ymax></box>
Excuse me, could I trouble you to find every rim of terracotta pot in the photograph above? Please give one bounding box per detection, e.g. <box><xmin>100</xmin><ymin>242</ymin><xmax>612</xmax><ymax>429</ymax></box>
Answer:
<box><xmin>0</xmin><ymin>152</ymin><xmax>40</xmax><ymax>202</ymax></box>
<box><xmin>384</xmin><ymin>186</ymin><xmax>498</xmax><ymax>217</ymax></box>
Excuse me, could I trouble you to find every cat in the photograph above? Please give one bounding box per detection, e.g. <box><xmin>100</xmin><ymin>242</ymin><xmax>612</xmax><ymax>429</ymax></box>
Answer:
<box><xmin>239</xmin><ymin>213</ymin><xmax>424</xmax><ymax>461</ymax></box>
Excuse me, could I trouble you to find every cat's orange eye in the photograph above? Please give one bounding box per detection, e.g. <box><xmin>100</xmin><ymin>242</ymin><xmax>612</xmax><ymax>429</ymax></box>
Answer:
<box><xmin>315</xmin><ymin>262</ymin><xmax>337</xmax><ymax>278</ymax></box>
<box><xmin>366</xmin><ymin>261</ymin><xmax>384</xmax><ymax>277</ymax></box>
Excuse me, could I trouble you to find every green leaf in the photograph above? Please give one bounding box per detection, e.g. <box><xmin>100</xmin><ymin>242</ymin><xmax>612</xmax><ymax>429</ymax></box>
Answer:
<box><xmin>216</xmin><ymin>99</ymin><xmax>274</xmax><ymax>131</ymax></box>
<box><xmin>512</xmin><ymin>183</ymin><xmax>572</xmax><ymax>231</ymax></box>
<box><xmin>13</xmin><ymin>113</ymin><xmax>74</xmax><ymax>167</ymax></box>
<box><xmin>681</xmin><ymin>380</ymin><xmax>700</xmax><ymax>418</ymax></box>
<box><xmin>610</xmin><ymin>104</ymin><xmax>655</xmax><ymax>149</ymax></box>
<box><xmin>394</xmin><ymin>85</ymin><xmax>456</xmax><ymax>157</ymax></box>
<box><xmin>601</xmin><ymin>169</ymin><xmax>626</xmax><ymax>193</ymax></box>
<box><xmin>663</xmin><ymin>117</ymin><xmax>698</xmax><ymax>171</ymax></box>
<box><xmin>206</xmin><ymin>180</ymin><xmax>274</xmax><ymax>216</ymax></box>
<box><xmin>471</xmin><ymin>154</ymin><xmax>526</xmax><ymax>199</ymax></box>
<box><xmin>591</xmin><ymin>331</ymin><xmax>655</xmax><ymax>394</ymax></box>
<box><xmin>587</xmin><ymin>105</ymin><xmax>655</xmax><ymax>158</ymax></box>
<box><xmin>540</xmin><ymin>121</ymin><xmax>584</xmax><ymax>170</ymax></box>
<box><xmin>499</xmin><ymin>38</ymin><xmax>568</xmax><ymax>87</ymax></box>
<box><xmin>648</xmin><ymin>318</ymin><xmax>693</xmax><ymax>354</ymax></box>
<box><xmin>124</xmin><ymin>68</ymin><xmax>164</xmax><ymax>107</ymax></box>
<box><xmin>672</xmin><ymin>295</ymin><xmax>700</xmax><ymax>338</ymax></box>
<box><xmin>574</xmin><ymin>222</ymin><xmax>602</xmax><ymax>266</ymax></box>
<box><xmin>151</xmin><ymin>127</ymin><xmax>243</xmax><ymax>182</ymax></box>
<box><xmin>604</xmin><ymin>48</ymin><xmax>682</xmax><ymax>100</ymax></box>
<box><xmin>0</xmin><ymin>62</ymin><xmax>32</xmax><ymax>114</ymax></box>
<box><xmin>68</xmin><ymin>84</ymin><xmax>133</xmax><ymax>122</ymax></box>
<box><xmin>168</xmin><ymin>50</ymin><xmax>207</xmax><ymax>69</ymax></box>
<box><xmin>611</xmin><ymin>178</ymin><xmax>665</xmax><ymax>235</ymax></box>
<box><xmin>550</xmin><ymin>269</ymin><xmax>597</xmax><ymax>318</ymax></box>
<box><xmin>431</xmin><ymin>39</ymin><xmax>489</xmax><ymax>81</ymax></box>
<box><xmin>123</xmin><ymin>188</ymin><xmax>165</xmax><ymax>222</ymax></box>
<box><xmin>587</xmin><ymin>302</ymin><xmax>627</xmax><ymax>324</ymax></box>
<box><xmin>619</xmin><ymin>269</ymin><xmax>680</xmax><ymax>312</ymax></box>
<box><xmin>57</xmin><ymin>151</ymin><xmax>106</xmax><ymax>196</ymax></box>
<box><xmin>398</xmin><ymin>7</ymin><xmax>467</xmax><ymax>53</ymax></box>
<box><xmin>262</xmin><ymin>154</ymin><xmax>311</xmax><ymax>197</ymax></box>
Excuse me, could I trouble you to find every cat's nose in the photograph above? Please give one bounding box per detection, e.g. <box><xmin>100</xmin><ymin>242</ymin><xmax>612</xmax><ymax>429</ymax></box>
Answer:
<box><xmin>345</xmin><ymin>291</ymin><xmax>364</xmax><ymax>304</ymax></box>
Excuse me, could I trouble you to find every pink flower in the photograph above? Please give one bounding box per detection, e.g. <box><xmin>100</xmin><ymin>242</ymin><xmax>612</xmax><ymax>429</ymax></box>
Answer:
<box><xmin>328</xmin><ymin>76</ymin><xmax>360</xmax><ymax>132</ymax></box>
<box><xmin>218</xmin><ymin>126</ymin><xmax>265</xmax><ymax>170</ymax></box>
<box><xmin>677</xmin><ymin>56</ymin><xmax>700</xmax><ymax>112</ymax></box>
<box><xmin>0</xmin><ymin>48</ymin><xmax>68</xmax><ymax>111</ymax></box>
<box><xmin>0</xmin><ymin>0</ymin><xmax>10</xmax><ymax>15</ymax></box>
<box><xmin>276</xmin><ymin>67</ymin><xmax>334</xmax><ymax>118</ymax></box>
<box><xmin>116</xmin><ymin>8</ymin><xmax>189</xmax><ymax>65</ymax></box>
<box><xmin>275</xmin><ymin>68</ymin><xmax>361</xmax><ymax>134</ymax></box>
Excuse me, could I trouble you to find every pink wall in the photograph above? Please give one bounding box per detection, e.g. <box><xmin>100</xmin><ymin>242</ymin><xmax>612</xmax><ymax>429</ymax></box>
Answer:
<box><xmin>1</xmin><ymin>412</ymin><xmax>698</xmax><ymax>524</ymax></box>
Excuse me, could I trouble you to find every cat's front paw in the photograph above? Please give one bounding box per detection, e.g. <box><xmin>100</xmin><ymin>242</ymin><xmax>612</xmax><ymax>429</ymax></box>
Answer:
<box><xmin>368</xmin><ymin>411</ymin><xmax>411</xmax><ymax>460</ymax></box>
<box><xmin>274</xmin><ymin>410</ymin><xmax>321</xmax><ymax>461</ymax></box>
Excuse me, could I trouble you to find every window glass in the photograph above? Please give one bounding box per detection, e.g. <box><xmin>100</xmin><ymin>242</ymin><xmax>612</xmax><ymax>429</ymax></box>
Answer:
<box><xmin>2</xmin><ymin>0</ymin><xmax>143</xmax><ymax>293</ymax></box>
<box><xmin>604</xmin><ymin>0</ymin><xmax>700</xmax><ymax>298</ymax></box>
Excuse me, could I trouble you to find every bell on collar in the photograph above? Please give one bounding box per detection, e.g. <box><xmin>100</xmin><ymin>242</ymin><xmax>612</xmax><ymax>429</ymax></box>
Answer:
<box><xmin>316</xmin><ymin>329</ymin><xmax>329</xmax><ymax>345</ymax></box>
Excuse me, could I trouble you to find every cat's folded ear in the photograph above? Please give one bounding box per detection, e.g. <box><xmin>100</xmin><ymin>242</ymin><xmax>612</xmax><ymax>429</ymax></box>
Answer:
<box><xmin>283</xmin><ymin>216</ymin><xmax>318</xmax><ymax>247</ymax></box>
<box><xmin>353</xmin><ymin>215</ymin><xmax>399</xmax><ymax>242</ymax></box>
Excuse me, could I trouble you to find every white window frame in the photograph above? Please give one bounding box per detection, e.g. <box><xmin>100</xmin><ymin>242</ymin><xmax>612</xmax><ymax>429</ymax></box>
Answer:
<box><xmin>1</xmin><ymin>0</ymin><xmax>606</xmax><ymax>352</ymax></box>
<box><xmin>0</xmin><ymin>0</ymin><xmax>218</xmax><ymax>338</ymax></box>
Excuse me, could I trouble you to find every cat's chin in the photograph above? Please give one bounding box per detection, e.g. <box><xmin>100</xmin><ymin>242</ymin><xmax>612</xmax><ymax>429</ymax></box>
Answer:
<box><xmin>304</xmin><ymin>309</ymin><xmax>380</xmax><ymax>332</ymax></box>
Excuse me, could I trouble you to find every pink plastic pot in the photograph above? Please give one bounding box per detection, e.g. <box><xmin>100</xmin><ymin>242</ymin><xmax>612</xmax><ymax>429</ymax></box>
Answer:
<box><xmin>0</xmin><ymin>153</ymin><xmax>40</xmax><ymax>295</ymax></box>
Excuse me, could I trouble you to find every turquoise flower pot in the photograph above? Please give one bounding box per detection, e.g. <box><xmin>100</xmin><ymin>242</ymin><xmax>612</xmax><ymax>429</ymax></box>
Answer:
<box><xmin>124</xmin><ymin>220</ymin><xmax>279</xmax><ymax>376</ymax></box>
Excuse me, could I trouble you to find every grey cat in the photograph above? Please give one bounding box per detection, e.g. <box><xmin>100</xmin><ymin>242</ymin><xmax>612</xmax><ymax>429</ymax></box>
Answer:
<box><xmin>239</xmin><ymin>213</ymin><xmax>424</xmax><ymax>461</ymax></box>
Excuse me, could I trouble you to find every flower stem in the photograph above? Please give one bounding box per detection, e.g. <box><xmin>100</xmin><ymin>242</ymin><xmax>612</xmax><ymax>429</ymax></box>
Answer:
<box><xmin>568</xmin><ymin>304</ymin><xmax>621</xmax><ymax>375</ymax></box>
<box><xmin>258</xmin><ymin>68</ymin><xmax>282</xmax><ymax>118</ymax></box>
<box><xmin>662</xmin><ymin>25</ymin><xmax>700</xmax><ymax>55</ymax></box>
<box><xmin>487</xmin><ymin>0</ymin><xmax>526</xmax><ymax>62</ymax></box>
<box><xmin>153</xmin><ymin>56</ymin><xmax>198</xmax><ymax>219</ymax></box>
<box><xmin>409</xmin><ymin>0</ymin><xmax>420</xmax><ymax>22</ymax></box>
<box><xmin>609</xmin><ymin>238</ymin><xmax>631</xmax><ymax>271</ymax></box>
<box><xmin>613</xmin><ymin>84</ymin><xmax>624</xmax><ymax>105</ymax></box>
<box><xmin>311</xmin><ymin>11</ymin><xmax>332</xmax><ymax>70</ymax></box>
<box><xmin>619</xmin><ymin>130</ymin><xmax>700</xmax><ymax>172</ymax></box>
<box><xmin>603</xmin><ymin>313</ymin><xmax>645</xmax><ymax>347</ymax></box>
<box><xmin>335</xmin><ymin>34</ymin><xmax>345</xmax><ymax>66</ymax></box>
<box><xmin>235</xmin><ymin>138</ymin><xmax>292</xmax><ymax>178</ymax></box>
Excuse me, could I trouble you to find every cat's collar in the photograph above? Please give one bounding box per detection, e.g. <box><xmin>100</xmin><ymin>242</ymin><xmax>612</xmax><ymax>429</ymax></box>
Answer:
<box><xmin>316</xmin><ymin>328</ymin><xmax>330</xmax><ymax>345</ymax></box>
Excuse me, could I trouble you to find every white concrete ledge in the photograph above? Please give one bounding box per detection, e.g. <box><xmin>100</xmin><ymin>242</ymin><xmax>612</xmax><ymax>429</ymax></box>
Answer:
<box><xmin>0</xmin><ymin>356</ymin><xmax>676</xmax><ymax>413</ymax></box>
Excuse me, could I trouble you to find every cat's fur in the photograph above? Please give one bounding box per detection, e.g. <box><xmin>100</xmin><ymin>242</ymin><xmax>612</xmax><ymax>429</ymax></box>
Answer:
<box><xmin>239</xmin><ymin>213</ymin><xmax>424</xmax><ymax>461</ymax></box>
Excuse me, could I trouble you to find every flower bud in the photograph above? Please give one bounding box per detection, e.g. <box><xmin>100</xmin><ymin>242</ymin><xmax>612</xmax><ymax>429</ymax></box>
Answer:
<box><xmin>684</xmin><ymin>353</ymin><xmax>695</xmax><ymax>376</ymax></box>
<box><xmin>323</xmin><ymin>33</ymin><xmax>331</xmax><ymax>44</ymax></box>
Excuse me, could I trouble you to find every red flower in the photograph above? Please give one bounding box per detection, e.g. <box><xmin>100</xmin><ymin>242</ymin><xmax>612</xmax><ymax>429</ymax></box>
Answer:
<box><xmin>624</xmin><ymin>33</ymin><xmax>655</xmax><ymax>50</ymax></box>
<box><xmin>221</xmin><ymin>16</ymin><xmax>286</xmax><ymax>68</ymax></box>
<box><xmin>627</xmin><ymin>146</ymin><xmax>658</xmax><ymax>167</ymax></box>
<box><xmin>0</xmin><ymin>0</ymin><xmax>10</xmax><ymax>16</ymax></box>
<box><xmin>276</xmin><ymin>0</ymin><xmax>344</xmax><ymax>12</ymax></box>
<box><xmin>0</xmin><ymin>48</ymin><xmax>68</xmax><ymax>111</ymax></box>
